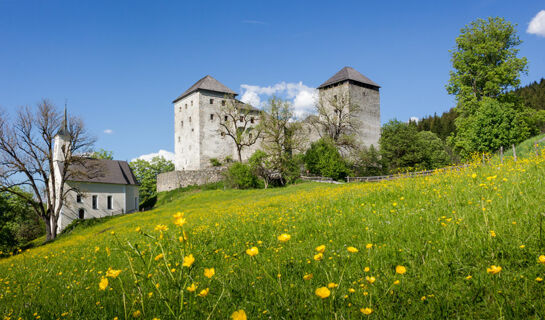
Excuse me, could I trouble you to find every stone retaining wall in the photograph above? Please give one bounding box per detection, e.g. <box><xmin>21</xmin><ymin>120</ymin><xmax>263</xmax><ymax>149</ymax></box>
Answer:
<box><xmin>157</xmin><ymin>168</ymin><xmax>226</xmax><ymax>192</ymax></box>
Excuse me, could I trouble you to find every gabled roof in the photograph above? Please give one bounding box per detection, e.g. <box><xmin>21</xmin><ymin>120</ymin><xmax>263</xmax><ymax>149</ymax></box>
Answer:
<box><xmin>317</xmin><ymin>66</ymin><xmax>380</xmax><ymax>89</ymax></box>
<box><xmin>62</xmin><ymin>159</ymin><xmax>139</xmax><ymax>186</ymax></box>
<box><xmin>173</xmin><ymin>75</ymin><xmax>237</xmax><ymax>103</ymax></box>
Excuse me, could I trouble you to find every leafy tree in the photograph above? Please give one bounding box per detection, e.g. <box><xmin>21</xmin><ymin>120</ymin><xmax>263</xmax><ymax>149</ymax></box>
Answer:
<box><xmin>90</xmin><ymin>148</ymin><xmax>114</xmax><ymax>160</ymax></box>
<box><xmin>223</xmin><ymin>162</ymin><xmax>261</xmax><ymax>189</ymax></box>
<box><xmin>129</xmin><ymin>156</ymin><xmax>174</xmax><ymax>210</ymax></box>
<box><xmin>352</xmin><ymin>145</ymin><xmax>384</xmax><ymax>177</ymax></box>
<box><xmin>260</xmin><ymin>97</ymin><xmax>304</xmax><ymax>185</ymax></box>
<box><xmin>248</xmin><ymin>150</ymin><xmax>274</xmax><ymax>189</ymax></box>
<box><xmin>303</xmin><ymin>138</ymin><xmax>351</xmax><ymax>181</ymax></box>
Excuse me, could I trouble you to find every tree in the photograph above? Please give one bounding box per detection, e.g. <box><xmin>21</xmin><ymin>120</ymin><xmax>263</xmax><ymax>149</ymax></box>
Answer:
<box><xmin>352</xmin><ymin>145</ymin><xmax>384</xmax><ymax>177</ymax></box>
<box><xmin>217</xmin><ymin>96</ymin><xmax>262</xmax><ymax>162</ymax></box>
<box><xmin>0</xmin><ymin>101</ymin><xmax>95</xmax><ymax>240</ymax></box>
<box><xmin>310</xmin><ymin>91</ymin><xmax>362</xmax><ymax>151</ymax></box>
<box><xmin>259</xmin><ymin>97</ymin><xmax>305</xmax><ymax>185</ymax></box>
<box><xmin>129</xmin><ymin>156</ymin><xmax>174</xmax><ymax>210</ymax></box>
<box><xmin>303</xmin><ymin>138</ymin><xmax>351</xmax><ymax>181</ymax></box>
<box><xmin>447</xmin><ymin>17</ymin><xmax>528</xmax><ymax>116</ymax></box>
<box><xmin>248</xmin><ymin>150</ymin><xmax>274</xmax><ymax>189</ymax></box>
<box><xmin>90</xmin><ymin>148</ymin><xmax>114</xmax><ymax>160</ymax></box>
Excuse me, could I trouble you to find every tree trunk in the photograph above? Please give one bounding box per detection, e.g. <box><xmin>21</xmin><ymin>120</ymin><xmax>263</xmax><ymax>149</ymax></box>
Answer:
<box><xmin>49</xmin><ymin>216</ymin><xmax>58</xmax><ymax>239</ymax></box>
<box><xmin>44</xmin><ymin>216</ymin><xmax>53</xmax><ymax>241</ymax></box>
<box><xmin>237</xmin><ymin>147</ymin><xmax>242</xmax><ymax>162</ymax></box>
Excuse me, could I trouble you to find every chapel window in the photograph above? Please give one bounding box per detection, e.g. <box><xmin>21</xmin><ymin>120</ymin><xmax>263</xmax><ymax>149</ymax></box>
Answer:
<box><xmin>210</xmin><ymin>114</ymin><xmax>214</xmax><ymax>120</ymax></box>
<box><xmin>76</xmin><ymin>194</ymin><xmax>82</xmax><ymax>203</ymax></box>
<box><xmin>250</xmin><ymin>117</ymin><xmax>254</xmax><ymax>124</ymax></box>
<box><xmin>224</xmin><ymin>116</ymin><xmax>228</xmax><ymax>122</ymax></box>
<box><xmin>107</xmin><ymin>196</ymin><xmax>112</xmax><ymax>210</ymax></box>
<box><xmin>92</xmin><ymin>195</ymin><xmax>98</xmax><ymax>209</ymax></box>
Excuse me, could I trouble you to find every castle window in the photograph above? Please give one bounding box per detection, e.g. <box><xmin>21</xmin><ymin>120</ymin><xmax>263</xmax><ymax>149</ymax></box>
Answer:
<box><xmin>181</xmin><ymin>121</ymin><xmax>183</xmax><ymax>127</ymax></box>
<box><xmin>191</xmin><ymin>101</ymin><xmax>193</xmax><ymax>106</ymax></box>
<box><xmin>210</xmin><ymin>114</ymin><xmax>214</xmax><ymax>120</ymax></box>
<box><xmin>210</xmin><ymin>99</ymin><xmax>214</xmax><ymax>104</ymax></box>
<box><xmin>239</xmin><ymin>116</ymin><xmax>243</xmax><ymax>122</ymax></box>
<box><xmin>107</xmin><ymin>196</ymin><xmax>112</xmax><ymax>210</ymax></box>
<box><xmin>250</xmin><ymin>117</ymin><xmax>254</xmax><ymax>124</ymax></box>
<box><xmin>92</xmin><ymin>195</ymin><xmax>97</xmax><ymax>209</ymax></box>
<box><xmin>185</xmin><ymin>104</ymin><xmax>187</xmax><ymax>109</ymax></box>
<box><xmin>191</xmin><ymin>128</ymin><xmax>194</xmax><ymax>132</ymax></box>
<box><xmin>222</xmin><ymin>100</ymin><xmax>226</xmax><ymax>106</ymax></box>
<box><xmin>224</xmin><ymin>116</ymin><xmax>228</xmax><ymax>122</ymax></box>
<box><xmin>178</xmin><ymin>136</ymin><xmax>181</xmax><ymax>142</ymax></box>
<box><xmin>76</xmin><ymin>194</ymin><xmax>82</xmax><ymax>203</ymax></box>
<box><xmin>221</xmin><ymin>132</ymin><xmax>225</xmax><ymax>137</ymax></box>
<box><xmin>189</xmin><ymin>116</ymin><xmax>192</xmax><ymax>123</ymax></box>
<box><xmin>179</xmin><ymin>106</ymin><xmax>181</xmax><ymax>112</ymax></box>
<box><xmin>249</xmin><ymin>133</ymin><xmax>253</xmax><ymax>139</ymax></box>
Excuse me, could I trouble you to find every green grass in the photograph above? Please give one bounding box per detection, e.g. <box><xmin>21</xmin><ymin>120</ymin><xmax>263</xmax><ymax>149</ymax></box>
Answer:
<box><xmin>2</xmin><ymin>155</ymin><xmax>545</xmax><ymax>319</ymax></box>
<box><xmin>503</xmin><ymin>133</ymin><xmax>545</xmax><ymax>158</ymax></box>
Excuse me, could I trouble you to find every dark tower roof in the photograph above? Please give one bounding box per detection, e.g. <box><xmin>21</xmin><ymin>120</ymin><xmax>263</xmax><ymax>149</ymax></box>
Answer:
<box><xmin>317</xmin><ymin>66</ymin><xmax>380</xmax><ymax>90</ymax></box>
<box><xmin>173</xmin><ymin>75</ymin><xmax>237</xmax><ymax>103</ymax></box>
<box><xmin>56</xmin><ymin>106</ymin><xmax>69</xmax><ymax>137</ymax></box>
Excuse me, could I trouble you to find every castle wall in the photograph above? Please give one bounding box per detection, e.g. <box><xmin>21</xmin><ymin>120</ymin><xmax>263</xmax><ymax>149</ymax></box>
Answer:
<box><xmin>157</xmin><ymin>168</ymin><xmax>226</xmax><ymax>192</ymax></box>
<box><xmin>174</xmin><ymin>92</ymin><xmax>201</xmax><ymax>170</ymax></box>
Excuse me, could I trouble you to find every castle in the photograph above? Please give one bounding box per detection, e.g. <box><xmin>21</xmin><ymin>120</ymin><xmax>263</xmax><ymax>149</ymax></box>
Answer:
<box><xmin>158</xmin><ymin>66</ymin><xmax>380</xmax><ymax>191</ymax></box>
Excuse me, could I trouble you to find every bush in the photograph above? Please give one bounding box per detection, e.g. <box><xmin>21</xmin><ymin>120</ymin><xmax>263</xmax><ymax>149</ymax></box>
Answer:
<box><xmin>224</xmin><ymin>162</ymin><xmax>261</xmax><ymax>189</ymax></box>
<box><xmin>209</xmin><ymin>158</ymin><xmax>222</xmax><ymax>167</ymax></box>
<box><xmin>303</xmin><ymin>138</ymin><xmax>351</xmax><ymax>181</ymax></box>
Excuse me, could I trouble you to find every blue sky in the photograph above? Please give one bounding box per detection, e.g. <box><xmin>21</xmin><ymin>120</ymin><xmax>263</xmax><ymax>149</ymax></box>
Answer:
<box><xmin>0</xmin><ymin>0</ymin><xmax>544</xmax><ymax>161</ymax></box>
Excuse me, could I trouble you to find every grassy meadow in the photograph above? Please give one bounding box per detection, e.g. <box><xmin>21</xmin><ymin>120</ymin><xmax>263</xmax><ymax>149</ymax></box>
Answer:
<box><xmin>2</xmin><ymin>154</ymin><xmax>545</xmax><ymax>319</ymax></box>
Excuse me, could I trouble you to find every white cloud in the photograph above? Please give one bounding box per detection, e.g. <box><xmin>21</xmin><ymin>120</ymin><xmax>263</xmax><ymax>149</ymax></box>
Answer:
<box><xmin>103</xmin><ymin>129</ymin><xmax>113</xmax><ymax>134</ymax></box>
<box><xmin>132</xmin><ymin>149</ymin><xmax>175</xmax><ymax>162</ymax></box>
<box><xmin>528</xmin><ymin>10</ymin><xmax>545</xmax><ymax>37</ymax></box>
<box><xmin>240</xmin><ymin>81</ymin><xmax>317</xmax><ymax>119</ymax></box>
<box><xmin>410</xmin><ymin>116</ymin><xmax>419</xmax><ymax>123</ymax></box>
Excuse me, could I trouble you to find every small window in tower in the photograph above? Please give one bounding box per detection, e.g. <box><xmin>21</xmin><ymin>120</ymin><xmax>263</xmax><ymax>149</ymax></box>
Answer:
<box><xmin>181</xmin><ymin>121</ymin><xmax>183</xmax><ymax>127</ymax></box>
<box><xmin>191</xmin><ymin>101</ymin><xmax>193</xmax><ymax>106</ymax></box>
<box><xmin>334</xmin><ymin>95</ymin><xmax>337</xmax><ymax>101</ymax></box>
<box><xmin>250</xmin><ymin>117</ymin><xmax>254</xmax><ymax>124</ymax></box>
<box><xmin>76</xmin><ymin>194</ymin><xmax>82</xmax><ymax>203</ymax></box>
<box><xmin>221</xmin><ymin>132</ymin><xmax>225</xmax><ymax>137</ymax></box>
<box><xmin>191</xmin><ymin>128</ymin><xmax>194</xmax><ymax>132</ymax></box>
<box><xmin>179</xmin><ymin>106</ymin><xmax>181</xmax><ymax>112</ymax></box>
<box><xmin>222</xmin><ymin>100</ymin><xmax>226</xmax><ymax>106</ymax></box>
<box><xmin>185</xmin><ymin>104</ymin><xmax>187</xmax><ymax>109</ymax></box>
<box><xmin>107</xmin><ymin>196</ymin><xmax>112</xmax><ymax>210</ymax></box>
<box><xmin>249</xmin><ymin>133</ymin><xmax>253</xmax><ymax>139</ymax></box>
<box><xmin>189</xmin><ymin>116</ymin><xmax>192</xmax><ymax>123</ymax></box>
<box><xmin>92</xmin><ymin>195</ymin><xmax>97</xmax><ymax>209</ymax></box>
<box><xmin>178</xmin><ymin>136</ymin><xmax>181</xmax><ymax>142</ymax></box>
<box><xmin>210</xmin><ymin>99</ymin><xmax>214</xmax><ymax>104</ymax></box>
<box><xmin>224</xmin><ymin>115</ymin><xmax>228</xmax><ymax>122</ymax></box>
<box><xmin>239</xmin><ymin>116</ymin><xmax>243</xmax><ymax>122</ymax></box>
<box><xmin>210</xmin><ymin>114</ymin><xmax>214</xmax><ymax>120</ymax></box>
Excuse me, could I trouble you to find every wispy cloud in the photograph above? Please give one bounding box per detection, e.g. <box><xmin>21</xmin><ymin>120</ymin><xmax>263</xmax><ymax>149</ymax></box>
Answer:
<box><xmin>242</xmin><ymin>20</ymin><xmax>267</xmax><ymax>25</ymax></box>
<box><xmin>527</xmin><ymin>10</ymin><xmax>545</xmax><ymax>37</ymax></box>
<box><xmin>131</xmin><ymin>149</ymin><xmax>175</xmax><ymax>163</ymax></box>
<box><xmin>103</xmin><ymin>129</ymin><xmax>114</xmax><ymax>134</ymax></box>
<box><xmin>240</xmin><ymin>82</ymin><xmax>317</xmax><ymax>119</ymax></box>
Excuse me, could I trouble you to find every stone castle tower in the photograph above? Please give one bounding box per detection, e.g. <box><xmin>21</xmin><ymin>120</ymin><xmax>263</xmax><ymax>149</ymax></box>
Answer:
<box><xmin>316</xmin><ymin>66</ymin><xmax>381</xmax><ymax>148</ymax></box>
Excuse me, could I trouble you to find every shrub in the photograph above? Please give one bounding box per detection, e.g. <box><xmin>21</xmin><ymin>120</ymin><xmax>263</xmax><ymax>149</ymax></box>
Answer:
<box><xmin>224</xmin><ymin>162</ymin><xmax>261</xmax><ymax>189</ymax></box>
<box><xmin>209</xmin><ymin>158</ymin><xmax>222</xmax><ymax>167</ymax></box>
<box><xmin>303</xmin><ymin>138</ymin><xmax>351</xmax><ymax>181</ymax></box>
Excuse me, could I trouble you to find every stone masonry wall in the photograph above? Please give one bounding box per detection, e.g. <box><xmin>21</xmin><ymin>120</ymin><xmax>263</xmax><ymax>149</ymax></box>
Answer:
<box><xmin>157</xmin><ymin>168</ymin><xmax>226</xmax><ymax>192</ymax></box>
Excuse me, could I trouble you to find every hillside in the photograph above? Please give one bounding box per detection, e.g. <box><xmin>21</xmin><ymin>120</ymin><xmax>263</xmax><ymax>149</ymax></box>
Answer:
<box><xmin>2</xmin><ymin>153</ymin><xmax>545</xmax><ymax>319</ymax></box>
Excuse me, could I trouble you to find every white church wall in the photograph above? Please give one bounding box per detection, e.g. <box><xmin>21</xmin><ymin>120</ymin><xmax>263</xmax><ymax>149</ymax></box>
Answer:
<box><xmin>125</xmin><ymin>185</ymin><xmax>139</xmax><ymax>213</ymax></box>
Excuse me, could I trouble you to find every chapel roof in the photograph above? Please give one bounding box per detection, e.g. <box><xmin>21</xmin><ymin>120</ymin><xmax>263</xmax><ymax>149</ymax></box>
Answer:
<box><xmin>173</xmin><ymin>75</ymin><xmax>237</xmax><ymax>103</ymax></box>
<box><xmin>61</xmin><ymin>158</ymin><xmax>139</xmax><ymax>186</ymax></box>
<box><xmin>317</xmin><ymin>66</ymin><xmax>380</xmax><ymax>89</ymax></box>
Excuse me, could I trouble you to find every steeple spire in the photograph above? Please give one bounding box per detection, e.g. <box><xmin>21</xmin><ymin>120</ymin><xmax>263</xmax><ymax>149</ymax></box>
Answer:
<box><xmin>56</xmin><ymin>103</ymin><xmax>69</xmax><ymax>137</ymax></box>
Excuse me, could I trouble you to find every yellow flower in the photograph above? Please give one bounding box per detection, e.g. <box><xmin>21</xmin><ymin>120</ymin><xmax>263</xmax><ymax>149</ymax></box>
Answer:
<box><xmin>154</xmin><ymin>253</ymin><xmax>164</xmax><ymax>261</ymax></box>
<box><xmin>246</xmin><ymin>247</ymin><xmax>259</xmax><ymax>257</ymax></box>
<box><xmin>365</xmin><ymin>276</ymin><xmax>376</xmax><ymax>284</ymax></box>
<box><xmin>204</xmin><ymin>268</ymin><xmax>215</xmax><ymax>279</ymax></box>
<box><xmin>539</xmin><ymin>255</ymin><xmax>545</xmax><ymax>264</ymax></box>
<box><xmin>135</xmin><ymin>227</ymin><xmax>141</xmax><ymax>232</ymax></box>
<box><xmin>489</xmin><ymin>230</ymin><xmax>496</xmax><ymax>237</ymax></box>
<box><xmin>347</xmin><ymin>246</ymin><xmax>359</xmax><ymax>253</ymax></box>
<box><xmin>277</xmin><ymin>233</ymin><xmax>291</xmax><ymax>242</ymax></box>
<box><xmin>465</xmin><ymin>275</ymin><xmax>472</xmax><ymax>280</ymax></box>
<box><xmin>132</xmin><ymin>310</ymin><xmax>141</xmax><ymax>318</ymax></box>
<box><xmin>154</xmin><ymin>224</ymin><xmax>168</xmax><ymax>232</ymax></box>
<box><xmin>99</xmin><ymin>277</ymin><xmax>108</xmax><ymax>290</ymax></box>
<box><xmin>315</xmin><ymin>245</ymin><xmax>326</xmax><ymax>253</ymax></box>
<box><xmin>186</xmin><ymin>283</ymin><xmax>197</xmax><ymax>292</ymax></box>
<box><xmin>231</xmin><ymin>310</ymin><xmax>247</xmax><ymax>320</ymax></box>
<box><xmin>327</xmin><ymin>282</ymin><xmax>338</xmax><ymax>288</ymax></box>
<box><xmin>313</xmin><ymin>253</ymin><xmax>323</xmax><ymax>261</ymax></box>
<box><xmin>183</xmin><ymin>254</ymin><xmax>195</xmax><ymax>267</ymax></box>
<box><xmin>348</xmin><ymin>288</ymin><xmax>356</xmax><ymax>293</ymax></box>
<box><xmin>486</xmin><ymin>265</ymin><xmax>502</xmax><ymax>274</ymax></box>
<box><xmin>471</xmin><ymin>173</ymin><xmax>477</xmax><ymax>179</ymax></box>
<box><xmin>366</xmin><ymin>243</ymin><xmax>373</xmax><ymax>249</ymax></box>
<box><xmin>393</xmin><ymin>280</ymin><xmax>400</xmax><ymax>285</ymax></box>
<box><xmin>364</xmin><ymin>267</ymin><xmax>370</xmax><ymax>272</ymax></box>
<box><xmin>361</xmin><ymin>308</ymin><xmax>373</xmax><ymax>315</ymax></box>
<box><xmin>536</xmin><ymin>277</ymin><xmax>543</xmax><ymax>282</ymax></box>
<box><xmin>519</xmin><ymin>245</ymin><xmax>525</xmax><ymax>249</ymax></box>
<box><xmin>106</xmin><ymin>267</ymin><xmax>122</xmax><ymax>279</ymax></box>
<box><xmin>396</xmin><ymin>265</ymin><xmax>406</xmax><ymax>275</ymax></box>
<box><xmin>198</xmin><ymin>288</ymin><xmax>209</xmax><ymax>297</ymax></box>
<box><xmin>315</xmin><ymin>287</ymin><xmax>331</xmax><ymax>299</ymax></box>
<box><xmin>303</xmin><ymin>273</ymin><xmax>313</xmax><ymax>280</ymax></box>
<box><xmin>173</xmin><ymin>212</ymin><xmax>186</xmax><ymax>227</ymax></box>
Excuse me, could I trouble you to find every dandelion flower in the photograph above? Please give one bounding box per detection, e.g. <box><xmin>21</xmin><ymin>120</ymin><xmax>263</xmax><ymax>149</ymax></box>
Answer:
<box><xmin>393</xmin><ymin>280</ymin><xmax>400</xmax><ymax>285</ymax></box>
<box><xmin>186</xmin><ymin>283</ymin><xmax>197</xmax><ymax>292</ymax></box>
<box><xmin>246</xmin><ymin>247</ymin><xmax>259</xmax><ymax>257</ymax></box>
<box><xmin>99</xmin><ymin>277</ymin><xmax>108</xmax><ymax>290</ymax></box>
<box><xmin>154</xmin><ymin>225</ymin><xmax>168</xmax><ymax>232</ymax></box>
<box><xmin>315</xmin><ymin>287</ymin><xmax>331</xmax><ymax>299</ymax></box>
<box><xmin>396</xmin><ymin>265</ymin><xmax>407</xmax><ymax>275</ymax></box>
<box><xmin>366</xmin><ymin>243</ymin><xmax>373</xmax><ymax>249</ymax></box>
<box><xmin>539</xmin><ymin>255</ymin><xmax>545</xmax><ymax>264</ymax></box>
<box><xmin>365</xmin><ymin>276</ymin><xmax>376</xmax><ymax>284</ymax></box>
<box><xmin>154</xmin><ymin>253</ymin><xmax>164</xmax><ymax>261</ymax></box>
<box><xmin>303</xmin><ymin>273</ymin><xmax>313</xmax><ymax>280</ymax></box>
<box><xmin>327</xmin><ymin>282</ymin><xmax>338</xmax><ymax>288</ymax></box>
<box><xmin>277</xmin><ymin>234</ymin><xmax>291</xmax><ymax>242</ymax></box>
<box><xmin>231</xmin><ymin>310</ymin><xmax>247</xmax><ymax>320</ymax></box>
<box><xmin>536</xmin><ymin>277</ymin><xmax>543</xmax><ymax>282</ymax></box>
<box><xmin>315</xmin><ymin>245</ymin><xmax>326</xmax><ymax>253</ymax></box>
<box><xmin>347</xmin><ymin>246</ymin><xmax>358</xmax><ymax>253</ymax></box>
<box><xmin>313</xmin><ymin>253</ymin><xmax>323</xmax><ymax>261</ymax></box>
<box><xmin>132</xmin><ymin>310</ymin><xmax>141</xmax><ymax>318</ymax></box>
<box><xmin>198</xmin><ymin>288</ymin><xmax>209</xmax><ymax>297</ymax></box>
<box><xmin>486</xmin><ymin>265</ymin><xmax>502</xmax><ymax>274</ymax></box>
<box><xmin>183</xmin><ymin>254</ymin><xmax>195</xmax><ymax>267</ymax></box>
<box><xmin>204</xmin><ymin>268</ymin><xmax>215</xmax><ymax>279</ymax></box>
<box><xmin>106</xmin><ymin>268</ymin><xmax>122</xmax><ymax>279</ymax></box>
<box><xmin>361</xmin><ymin>308</ymin><xmax>373</xmax><ymax>315</ymax></box>
<box><xmin>465</xmin><ymin>275</ymin><xmax>472</xmax><ymax>280</ymax></box>
<box><xmin>364</xmin><ymin>267</ymin><xmax>370</xmax><ymax>272</ymax></box>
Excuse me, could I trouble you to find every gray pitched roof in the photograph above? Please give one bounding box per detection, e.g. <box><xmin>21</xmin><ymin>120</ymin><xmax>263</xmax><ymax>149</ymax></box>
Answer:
<box><xmin>63</xmin><ymin>159</ymin><xmax>139</xmax><ymax>185</ymax></box>
<box><xmin>173</xmin><ymin>75</ymin><xmax>237</xmax><ymax>103</ymax></box>
<box><xmin>317</xmin><ymin>66</ymin><xmax>380</xmax><ymax>89</ymax></box>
